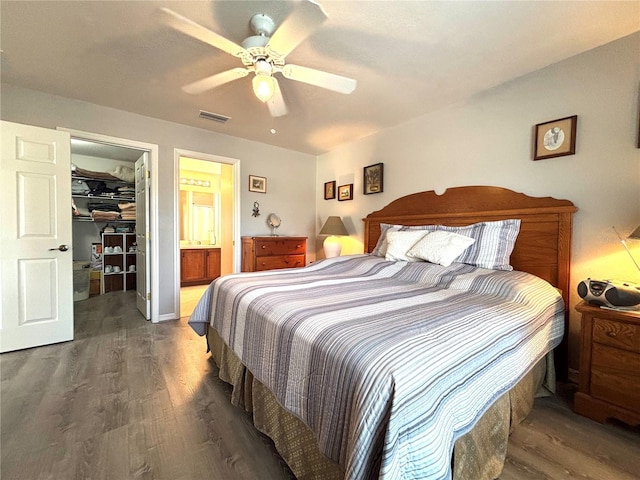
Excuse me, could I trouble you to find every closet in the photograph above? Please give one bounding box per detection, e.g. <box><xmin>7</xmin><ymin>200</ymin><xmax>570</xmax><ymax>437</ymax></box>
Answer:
<box><xmin>71</xmin><ymin>139</ymin><xmax>143</xmax><ymax>297</ymax></box>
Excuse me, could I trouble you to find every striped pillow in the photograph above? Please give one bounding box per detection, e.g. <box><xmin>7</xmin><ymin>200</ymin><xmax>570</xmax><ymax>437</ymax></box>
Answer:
<box><xmin>437</xmin><ymin>219</ymin><xmax>521</xmax><ymax>270</ymax></box>
<box><xmin>371</xmin><ymin>223</ymin><xmax>402</xmax><ymax>256</ymax></box>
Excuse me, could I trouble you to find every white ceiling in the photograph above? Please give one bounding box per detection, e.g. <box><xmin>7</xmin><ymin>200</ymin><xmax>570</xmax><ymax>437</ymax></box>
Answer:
<box><xmin>1</xmin><ymin>1</ymin><xmax>638</xmax><ymax>156</ymax></box>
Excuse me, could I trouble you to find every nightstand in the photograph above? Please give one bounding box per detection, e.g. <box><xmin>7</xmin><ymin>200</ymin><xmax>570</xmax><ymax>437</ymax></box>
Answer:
<box><xmin>574</xmin><ymin>301</ymin><xmax>640</xmax><ymax>426</ymax></box>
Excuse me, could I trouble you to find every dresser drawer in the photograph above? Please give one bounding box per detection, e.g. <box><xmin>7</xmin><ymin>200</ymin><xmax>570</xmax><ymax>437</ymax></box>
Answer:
<box><xmin>593</xmin><ymin>317</ymin><xmax>640</xmax><ymax>353</ymax></box>
<box><xmin>255</xmin><ymin>254</ymin><xmax>306</xmax><ymax>271</ymax></box>
<box><xmin>591</xmin><ymin>343</ymin><xmax>640</xmax><ymax>411</ymax></box>
<box><xmin>254</xmin><ymin>239</ymin><xmax>306</xmax><ymax>256</ymax></box>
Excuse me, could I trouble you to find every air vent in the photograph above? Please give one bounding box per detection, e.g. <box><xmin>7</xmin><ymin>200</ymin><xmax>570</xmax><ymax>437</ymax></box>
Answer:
<box><xmin>198</xmin><ymin>110</ymin><xmax>230</xmax><ymax>123</ymax></box>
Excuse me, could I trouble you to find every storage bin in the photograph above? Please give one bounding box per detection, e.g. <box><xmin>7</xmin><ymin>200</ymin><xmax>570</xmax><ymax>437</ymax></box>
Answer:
<box><xmin>73</xmin><ymin>261</ymin><xmax>91</xmax><ymax>301</ymax></box>
<box><xmin>89</xmin><ymin>269</ymin><xmax>101</xmax><ymax>297</ymax></box>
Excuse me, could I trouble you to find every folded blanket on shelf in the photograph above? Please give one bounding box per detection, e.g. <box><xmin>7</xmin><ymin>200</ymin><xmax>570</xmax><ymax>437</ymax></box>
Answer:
<box><xmin>91</xmin><ymin>210</ymin><xmax>120</xmax><ymax>222</ymax></box>
<box><xmin>71</xmin><ymin>179</ymin><xmax>90</xmax><ymax>195</ymax></box>
<box><xmin>111</xmin><ymin>165</ymin><xmax>135</xmax><ymax>183</ymax></box>
<box><xmin>87</xmin><ymin>202</ymin><xmax>120</xmax><ymax>212</ymax></box>
<box><xmin>73</xmin><ymin>166</ymin><xmax>121</xmax><ymax>182</ymax></box>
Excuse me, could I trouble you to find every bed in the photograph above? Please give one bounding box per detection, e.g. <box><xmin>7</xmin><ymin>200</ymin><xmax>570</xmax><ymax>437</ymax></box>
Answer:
<box><xmin>189</xmin><ymin>186</ymin><xmax>577</xmax><ymax>480</ymax></box>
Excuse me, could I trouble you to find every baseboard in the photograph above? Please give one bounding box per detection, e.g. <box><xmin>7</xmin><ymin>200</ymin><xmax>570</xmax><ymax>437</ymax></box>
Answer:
<box><xmin>157</xmin><ymin>312</ymin><xmax>179</xmax><ymax>322</ymax></box>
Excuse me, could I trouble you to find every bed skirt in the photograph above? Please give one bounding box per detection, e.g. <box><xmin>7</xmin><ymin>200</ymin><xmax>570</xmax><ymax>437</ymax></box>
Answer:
<box><xmin>206</xmin><ymin>326</ymin><xmax>555</xmax><ymax>480</ymax></box>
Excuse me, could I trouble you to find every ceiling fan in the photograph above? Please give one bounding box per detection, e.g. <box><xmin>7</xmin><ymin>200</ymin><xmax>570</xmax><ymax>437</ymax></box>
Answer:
<box><xmin>161</xmin><ymin>1</ymin><xmax>357</xmax><ymax>117</ymax></box>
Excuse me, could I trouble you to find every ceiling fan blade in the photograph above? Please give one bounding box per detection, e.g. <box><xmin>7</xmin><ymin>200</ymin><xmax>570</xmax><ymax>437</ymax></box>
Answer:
<box><xmin>266</xmin><ymin>1</ymin><xmax>328</xmax><ymax>58</ymax></box>
<box><xmin>161</xmin><ymin>8</ymin><xmax>248</xmax><ymax>58</ymax></box>
<box><xmin>282</xmin><ymin>64</ymin><xmax>357</xmax><ymax>94</ymax></box>
<box><xmin>267</xmin><ymin>78</ymin><xmax>288</xmax><ymax>117</ymax></box>
<box><xmin>183</xmin><ymin>68</ymin><xmax>249</xmax><ymax>95</ymax></box>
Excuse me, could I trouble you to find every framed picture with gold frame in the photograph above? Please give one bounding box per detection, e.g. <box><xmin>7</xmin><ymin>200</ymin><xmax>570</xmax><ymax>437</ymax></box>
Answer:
<box><xmin>533</xmin><ymin>115</ymin><xmax>577</xmax><ymax>160</ymax></box>
<box><xmin>324</xmin><ymin>180</ymin><xmax>336</xmax><ymax>200</ymax></box>
<box><xmin>338</xmin><ymin>184</ymin><xmax>353</xmax><ymax>201</ymax></box>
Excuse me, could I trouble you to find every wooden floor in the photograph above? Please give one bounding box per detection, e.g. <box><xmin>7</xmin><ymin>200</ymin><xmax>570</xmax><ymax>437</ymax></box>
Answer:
<box><xmin>1</xmin><ymin>291</ymin><xmax>639</xmax><ymax>480</ymax></box>
<box><xmin>180</xmin><ymin>285</ymin><xmax>208</xmax><ymax>319</ymax></box>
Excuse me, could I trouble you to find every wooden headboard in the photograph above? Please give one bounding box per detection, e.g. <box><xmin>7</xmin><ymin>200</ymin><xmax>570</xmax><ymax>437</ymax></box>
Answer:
<box><xmin>363</xmin><ymin>186</ymin><xmax>577</xmax><ymax>306</ymax></box>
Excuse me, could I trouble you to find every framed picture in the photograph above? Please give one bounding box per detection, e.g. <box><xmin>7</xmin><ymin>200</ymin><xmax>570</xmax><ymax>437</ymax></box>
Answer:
<box><xmin>533</xmin><ymin>115</ymin><xmax>578</xmax><ymax>160</ymax></box>
<box><xmin>363</xmin><ymin>163</ymin><xmax>384</xmax><ymax>194</ymax></box>
<box><xmin>248</xmin><ymin>175</ymin><xmax>266</xmax><ymax>193</ymax></box>
<box><xmin>338</xmin><ymin>183</ymin><xmax>353</xmax><ymax>201</ymax></box>
<box><xmin>324</xmin><ymin>180</ymin><xmax>336</xmax><ymax>200</ymax></box>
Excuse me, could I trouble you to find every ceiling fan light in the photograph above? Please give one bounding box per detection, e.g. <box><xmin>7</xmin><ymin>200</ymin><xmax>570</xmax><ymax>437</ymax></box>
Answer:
<box><xmin>253</xmin><ymin>74</ymin><xmax>275</xmax><ymax>102</ymax></box>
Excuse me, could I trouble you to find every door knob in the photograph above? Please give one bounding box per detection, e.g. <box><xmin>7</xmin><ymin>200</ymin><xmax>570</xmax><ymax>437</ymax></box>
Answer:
<box><xmin>49</xmin><ymin>244</ymin><xmax>69</xmax><ymax>252</ymax></box>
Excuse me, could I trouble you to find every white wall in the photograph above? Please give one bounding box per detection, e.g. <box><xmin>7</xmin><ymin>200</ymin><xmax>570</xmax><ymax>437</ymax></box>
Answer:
<box><xmin>316</xmin><ymin>33</ymin><xmax>640</xmax><ymax>371</ymax></box>
<box><xmin>0</xmin><ymin>85</ymin><xmax>316</xmax><ymax>318</ymax></box>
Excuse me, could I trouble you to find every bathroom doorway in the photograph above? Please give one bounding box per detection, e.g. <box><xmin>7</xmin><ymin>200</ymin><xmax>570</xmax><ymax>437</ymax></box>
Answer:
<box><xmin>175</xmin><ymin>151</ymin><xmax>239</xmax><ymax>318</ymax></box>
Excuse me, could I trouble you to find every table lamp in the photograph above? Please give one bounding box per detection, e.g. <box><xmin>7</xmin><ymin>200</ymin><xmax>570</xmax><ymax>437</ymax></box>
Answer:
<box><xmin>319</xmin><ymin>216</ymin><xmax>348</xmax><ymax>258</ymax></box>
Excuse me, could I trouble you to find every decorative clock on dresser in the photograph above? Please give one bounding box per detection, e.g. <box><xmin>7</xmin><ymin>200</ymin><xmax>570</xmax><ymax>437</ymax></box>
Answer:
<box><xmin>241</xmin><ymin>236</ymin><xmax>307</xmax><ymax>272</ymax></box>
<box><xmin>574</xmin><ymin>301</ymin><xmax>640</xmax><ymax>426</ymax></box>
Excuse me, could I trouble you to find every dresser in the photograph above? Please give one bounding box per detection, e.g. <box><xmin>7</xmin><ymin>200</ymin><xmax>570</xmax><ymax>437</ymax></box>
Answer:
<box><xmin>574</xmin><ymin>302</ymin><xmax>640</xmax><ymax>426</ymax></box>
<box><xmin>241</xmin><ymin>236</ymin><xmax>307</xmax><ymax>272</ymax></box>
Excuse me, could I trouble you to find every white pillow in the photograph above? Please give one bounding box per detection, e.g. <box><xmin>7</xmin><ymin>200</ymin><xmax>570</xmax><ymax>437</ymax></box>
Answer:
<box><xmin>406</xmin><ymin>230</ymin><xmax>475</xmax><ymax>267</ymax></box>
<box><xmin>385</xmin><ymin>230</ymin><xmax>429</xmax><ymax>262</ymax></box>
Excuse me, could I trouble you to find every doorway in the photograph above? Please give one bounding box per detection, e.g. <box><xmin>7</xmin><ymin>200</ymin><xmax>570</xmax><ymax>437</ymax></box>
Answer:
<box><xmin>63</xmin><ymin>128</ymin><xmax>159</xmax><ymax>323</ymax></box>
<box><xmin>174</xmin><ymin>150</ymin><xmax>240</xmax><ymax>318</ymax></box>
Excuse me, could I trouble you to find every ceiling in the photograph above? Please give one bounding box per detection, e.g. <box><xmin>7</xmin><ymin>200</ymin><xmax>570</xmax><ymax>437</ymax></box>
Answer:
<box><xmin>1</xmin><ymin>1</ymin><xmax>638</xmax><ymax>156</ymax></box>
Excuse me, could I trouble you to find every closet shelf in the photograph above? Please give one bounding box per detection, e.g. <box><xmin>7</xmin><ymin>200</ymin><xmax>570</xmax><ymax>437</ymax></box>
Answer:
<box><xmin>72</xmin><ymin>217</ymin><xmax>136</xmax><ymax>224</ymax></box>
<box><xmin>72</xmin><ymin>194</ymin><xmax>135</xmax><ymax>202</ymax></box>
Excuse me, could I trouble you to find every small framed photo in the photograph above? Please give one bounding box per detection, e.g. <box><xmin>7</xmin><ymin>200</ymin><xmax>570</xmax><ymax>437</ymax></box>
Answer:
<box><xmin>363</xmin><ymin>163</ymin><xmax>384</xmax><ymax>194</ymax></box>
<box><xmin>338</xmin><ymin>183</ymin><xmax>353</xmax><ymax>201</ymax></box>
<box><xmin>324</xmin><ymin>180</ymin><xmax>336</xmax><ymax>200</ymax></box>
<box><xmin>534</xmin><ymin>115</ymin><xmax>577</xmax><ymax>160</ymax></box>
<box><xmin>249</xmin><ymin>175</ymin><xmax>267</xmax><ymax>193</ymax></box>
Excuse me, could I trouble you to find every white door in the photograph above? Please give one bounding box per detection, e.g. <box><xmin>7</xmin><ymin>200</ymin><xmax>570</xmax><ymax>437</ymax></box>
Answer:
<box><xmin>0</xmin><ymin>121</ymin><xmax>73</xmax><ymax>352</ymax></box>
<box><xmin>135</xmin><ymin>154</ymin><xmax>150</xmax><ymax>319</ymax></box>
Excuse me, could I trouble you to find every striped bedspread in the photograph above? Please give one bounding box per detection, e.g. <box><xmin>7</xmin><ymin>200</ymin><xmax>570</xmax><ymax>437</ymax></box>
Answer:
<box><xmin>188</xmin><ymin>254</ymin><xmax>564</xmax><ymax>480</ymax></box>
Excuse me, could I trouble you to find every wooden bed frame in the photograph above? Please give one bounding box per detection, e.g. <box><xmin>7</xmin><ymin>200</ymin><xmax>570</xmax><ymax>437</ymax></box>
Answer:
<box><xmin>364</xmin><ymin>186</ymin><xmax>577</xmax><ymax>305</ymax></box>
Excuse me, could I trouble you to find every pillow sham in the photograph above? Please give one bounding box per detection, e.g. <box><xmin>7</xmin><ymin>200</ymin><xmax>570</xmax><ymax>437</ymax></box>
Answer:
<box><xmin>406</xmin><ymin>231</ymin><xmax>475</xmax><ymax>267</ymax></box>
<box><xmin>399</xmin><ymin>224</ymin><xmax>439</xmax><ymax>233</ymax></box>
<box><xmin>437</xmin><ymin>219</ymin><xmax>521</xmax><ymax>270</ymax></box>
<box><xmin>371</xmin><ymin>223</ymin><xmax>402</xmax><ymax>256</ymax></box>
<box><xmin>385</xmin><ymin>230</ymin><xmax>429</xmax><ymax>262</ymax></box>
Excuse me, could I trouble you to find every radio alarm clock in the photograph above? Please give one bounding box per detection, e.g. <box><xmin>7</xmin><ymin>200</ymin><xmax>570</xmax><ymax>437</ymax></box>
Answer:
<box><xmin>577</xmin><ymin>278</ymin><xmax>640</xmax><ymax>309</ymax></box>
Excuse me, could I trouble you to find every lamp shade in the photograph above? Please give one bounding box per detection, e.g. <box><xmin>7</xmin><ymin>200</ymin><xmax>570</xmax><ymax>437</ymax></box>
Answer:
<box><xmin>319</xmin><ymin>216</ymin><xmax>348</xmax><ymax>236</ymax></box>
<box><xmin>613</xmin><ymin>225</ymin><xmax>640</xmax><ymax>275</ymax></box>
